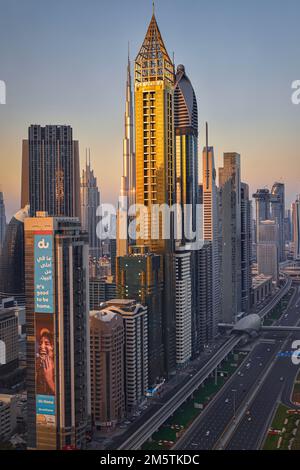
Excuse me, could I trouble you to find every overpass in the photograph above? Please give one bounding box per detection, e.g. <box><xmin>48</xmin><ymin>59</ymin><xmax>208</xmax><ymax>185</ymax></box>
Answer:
<box><xmin>282</xmin><ymin>267</ymin><xmax>300</xmax><ymax>282</ymax></box>
<box><xmin>118</xmin><ymin>335</ymin><xmax>244</xmax><ymax>450</ymax></box>
<box><xmin>258</xmin><ymin>274</ymin><xmax>292</xmax><ymax>318</ymax></box>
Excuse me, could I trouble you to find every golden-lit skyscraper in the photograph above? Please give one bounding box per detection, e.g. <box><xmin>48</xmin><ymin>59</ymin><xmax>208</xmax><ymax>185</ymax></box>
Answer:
<box><xmin>133</xmin><ymin>12</ymin><xmax>176</xmax><ymax>375</ymax></box>
<box><xmin>134</xmin><ymin>12</ymin><xmax>175</xmax><ymax>252</ymax></box>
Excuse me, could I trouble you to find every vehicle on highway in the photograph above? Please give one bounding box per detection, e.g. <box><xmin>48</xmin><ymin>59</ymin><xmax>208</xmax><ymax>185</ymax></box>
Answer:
<box><xmin>225</xmin><ymin>398</ymin><xmax>229</xmax><ymax>403</ymax></box>
<box><xmin>206</xmin><ymin>431</ymin><xmax>210</xmax><ymax>437</ymax></box>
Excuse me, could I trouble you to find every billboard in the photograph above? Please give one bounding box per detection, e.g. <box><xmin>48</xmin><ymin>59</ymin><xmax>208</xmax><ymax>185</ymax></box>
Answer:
<box><xmin>34</xmin><ymin>234</ymin><xmax>54</xmax><ymax>314</ymax></box>
<box><xmin>36</xmin><ymin>394</ymin><xmax>55</xmax><ymax>427</ymax></box>
<box><xmin>35</xmin><ymin>315</ymin><xmax>55</xmax><ymax>396</ymax></box>
<box><xmin>35</xmin><ymin>314</ymin><xmax>56</xmax><ymax>429</ymax></box>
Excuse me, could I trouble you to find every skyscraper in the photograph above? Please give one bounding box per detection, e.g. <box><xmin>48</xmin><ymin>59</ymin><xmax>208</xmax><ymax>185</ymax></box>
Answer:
<box><xmin>174</xmin><ymin>246</ymin><xmax>192</xmax><ymax>366</ymax></box>
<box><xmin>80</xmin><ymin>150</ymin><xmax>101</xmax><ymax>259</ymax></box>
<box><xmin>173</xmin><ymin>64</ymin><xmax>198</xmax><ymax>360</ymax></box>
<box><xmin>257</xmin><ymin>220</ymin><xmax>279</xmax><ymax>284</ymax></box>
<box><xmin>292</xmin><ymin>196</ymin><xmax>300</xmax><ymax>260</ymax></box>
<box><xmin>90</xmin><ymin>309</ymin><xmax>125</xmax><ymax>429</ymax></box>
<box><xmin>24</xmin><ymin>213</ymin><xmax>90</xmax><ymax>450</ymax></box>
<box><xmin>22</xmin><ymin>125</ymin><xmax>81</xmax><ymax>218</ymax></box>
<box><xmin>134</xmin><ymin>12</ymin><xmax>176</xmax><ymax>375</ymax></box>
<box><xmin>116</xmin><ymin>249</ymin><xmax>164</xmax><ymax>385</ymax></box>
<box><xmin>202</xmin><ymin>125</ymin><xmax>221</xmax><ymax>336</ymax></box>
<box><xmin>219</xmin><ymin>153</ymin><xmax>242</xmax><ymax>323</ymax></box>
<box><xmin>104</xmin><ymin>299</ymin><xmax>148</xmax><ymax>414</ymax></box>
<box><xmin>253</xmin><ymin>188</ymin><xmax>271</xmax><ymax>244</ymax></box>
<box><xmin>241</xmin><ymin>183</ymin><xmax>252</xmax><ymax>313</ymax></box>
<box><xmin>270</xmin><ymin>182</ymin><xmax>285</xmax><ymax>261</ymax></box>
<box><xmin>0</xmin><ymin>206</ymin><xmax>29</xmax><ymax>303</ymax></box>
<box><xmin>134</xmin><ymin>12</ymin><xmax>175</xmax><ymax>249</ymax></box>
<box><xmin>117</xmin><ymin>53</ymin><xmax>136</xmax><ymax>258</ymax></box>
<box><xmin>0</xmin><ymin>191</ymin><xmax>6</xmax><ymax>254</ymax></box>
<box><xmin>194</xmin><ymin>243</ymin><xmax>213</xmax><ymax>353</ymax></box>
<box><xmin>174</xmin><ymin>64</ymin><xmax>198</xmax><ymax>239</ymax></box>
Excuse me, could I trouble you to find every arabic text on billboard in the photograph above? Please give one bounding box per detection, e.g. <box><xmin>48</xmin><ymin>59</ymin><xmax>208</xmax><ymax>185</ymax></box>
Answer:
<box><xmin>34</xmin><ymin>234</ymin><xmax>54</xmax><ymax>314</ymax></box>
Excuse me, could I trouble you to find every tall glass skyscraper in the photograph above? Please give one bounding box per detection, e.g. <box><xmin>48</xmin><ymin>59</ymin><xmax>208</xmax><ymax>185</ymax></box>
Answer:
<box><xmin>174</xmin><ymin>64</ymin><xmax>199</xmax><ymax>359</ymax></box>
<box><xmin>219</xmin><ymin>153</ymin><xmax>242</xmax><ymax>323</ymax></box>
<box><xmin>271</xmin><ymin>182</ymin><xmax>285</xmax><ymax>262</ymax></box>
<box><xmin>241</xmin><ymin>183</ymin><xmax>252</xmax><ymax>313</ymax></box>
<box><xmin>22</xmin><ymin>125</ymin><xmax>81</xmax><ymax>218</ymax></box>
<box><xmin>80</xmin><ymin>150</ymin><xmax>101</xmax><ymax>259</ymax></box>
<box><xmin>174</xmin><ymin>64</ymin><xmax>198</xmax><ymax>238</ymax></box>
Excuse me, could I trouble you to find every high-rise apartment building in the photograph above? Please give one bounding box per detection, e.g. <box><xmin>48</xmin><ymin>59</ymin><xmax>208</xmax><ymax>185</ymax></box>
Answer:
<box><xmin>89</xmin><ymin>277</ymin><xmax>116</xmax><ymax>310</ymax></box>
<box><xmin>24</xmin><ymin>213</ymin><xmax>90</xmax><ymax>450</ymax></box>
<box><xmin>21</xmin><ymin>125</ymin><xmax>80</xmax><ymax>218</ymax></box>
<box><xmin>104</xmin><ymin>299</ymin><xmax>148</xmax><ymax>414</ymax></box>
<box><xmin>174</xmin><ymin>245</ymin><xmax>192</xmax><ymax>366</ymax></box>
<box><xmin>90</xmin><ymin>309</ymin><xmax>124</xmax><ymax>428</ymax></box>
<box><xmin>241</xmin><ymin>183</ymin><xmax>252</xmax><ymax>313</ymax></box>
<box><xmin>0</xmin><ymin>305</ymin><xmax>18</xmax><ymax>375</ymax></box>
<box><xmin>0</xmin><ymin>191</ymin><xmax>6</xmax><ymax>254</ymax></box>
<box><xmin>194</xmin><ymin>243</ymin><xmax>213</xmax><ymax>353</ymax></box>
<box><xmin>80</xmin><ymin>150</ymin><xmax>101</xmax><ymax>259</ymax></box>
<box><xmin>116</xmin><ymin>249</ymin><xmax>163</xmax><ymax>385</ymax></box>
<box><xmin>271</xmin><ymin>182</ymin><xmax>285</xmax><ymax>261</ymax></box>
<box><xmin>257</xmin><ymin>220</ymin><xmax>279</xmax><ymax>284</ymax></box>
<box><xmin>219</xmin><ymin>153</ymin><xmax>242</xmax><ymax>323</ymax></box>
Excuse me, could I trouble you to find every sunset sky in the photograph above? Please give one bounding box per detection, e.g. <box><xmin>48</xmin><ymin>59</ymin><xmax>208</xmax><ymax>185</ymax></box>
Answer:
<box><xmin>0</xmin><ymin>0</ymin><xmax>300</xmax><ymax>220</ymax></box>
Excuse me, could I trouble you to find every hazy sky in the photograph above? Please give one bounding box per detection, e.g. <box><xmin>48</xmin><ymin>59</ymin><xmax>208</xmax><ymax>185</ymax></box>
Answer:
<box><xmin>0</xmin><ymin>0</ymin><xmax>300</xmax><ymax>220</ymax></box>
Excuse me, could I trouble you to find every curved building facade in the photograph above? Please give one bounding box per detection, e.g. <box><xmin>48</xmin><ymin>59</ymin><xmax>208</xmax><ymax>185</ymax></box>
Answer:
<box><xmin>174</xmin><ymin>64</ymin><xmax>198</xmax><ymax>238</ymax></box>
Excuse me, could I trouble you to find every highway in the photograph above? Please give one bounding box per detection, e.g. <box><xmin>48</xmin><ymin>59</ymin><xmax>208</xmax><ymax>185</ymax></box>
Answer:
<box><xmin>225</xmin><ymin>285</ymin><xmax>300</xmax><ymax>449</ymax></box>
<box><xmin>175</xmin><ymin>284</ymin><xmax>300</xmax><ymax>450</ymax></box>
<box><xmin>118</xmin><ymin>334</ymin><xmax>243</xmax><ymax>450</ymax></box>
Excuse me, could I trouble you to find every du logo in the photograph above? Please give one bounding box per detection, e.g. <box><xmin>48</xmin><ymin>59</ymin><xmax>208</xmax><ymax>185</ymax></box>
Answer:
<box><xmin>291</xmin><ymin>340</ymin><xmax>300</xmax><ymax>365</ymax></box>
<box><xmin>38</xmin><ymin>238</ymin><xmax>50</xmax><ymax>250</ymax></box>
<box><xmin>0</xmin><ymin>80</ymin><xmax>6</xmax><ymax>104</ymax></box>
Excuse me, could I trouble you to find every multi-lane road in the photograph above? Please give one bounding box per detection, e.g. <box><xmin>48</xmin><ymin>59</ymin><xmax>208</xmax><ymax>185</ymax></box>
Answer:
<box><xmin>176</xmin><ymin>284</ymin><xmax>300</xmax><ymax>450</ymax></box>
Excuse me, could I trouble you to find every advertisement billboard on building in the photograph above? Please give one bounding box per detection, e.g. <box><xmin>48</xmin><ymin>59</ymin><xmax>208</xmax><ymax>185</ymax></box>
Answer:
<box><xmin>34</xmin><ymin>234</ymin><xmax>54</xmax><ymax>314</ymax></box>
<box><xmin>35</xmin><ymin>314</ymin><xmax>56</xmax><ymax>428</ymax></box>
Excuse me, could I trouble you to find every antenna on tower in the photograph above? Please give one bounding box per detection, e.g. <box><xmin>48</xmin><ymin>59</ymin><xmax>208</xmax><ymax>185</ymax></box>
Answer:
<box><xmin>206</xmin><ymin>121</ymin><xmax>209</xmax><ymax>149</ymax></box>
<box><xmin>205</xmin><ymin>122</ymin><xmax>209</xmax><ymax>190</ymax></box>
<box><xmin>152</xmin><ymin>1</ymin><xmax>155</xmax><ymax>15</ymax></box>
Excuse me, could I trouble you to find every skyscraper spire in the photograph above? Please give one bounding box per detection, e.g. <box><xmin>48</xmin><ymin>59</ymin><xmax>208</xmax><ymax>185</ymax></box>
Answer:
<box><xmin>135</xmin><ymin>12</ymin><xmax>174</xmax><ymax>85</ymax></box>
<box><xmin>117</xmin><ymin>52</ymin><xmax>136</xmax><ymax>257</ymax></box>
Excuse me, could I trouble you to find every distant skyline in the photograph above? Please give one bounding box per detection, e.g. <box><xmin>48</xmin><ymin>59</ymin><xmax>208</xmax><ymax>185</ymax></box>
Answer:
<box><xmin>1</xmin><ymin>0</ymin><xmax>300</xmax><ymax>219</ymax></box>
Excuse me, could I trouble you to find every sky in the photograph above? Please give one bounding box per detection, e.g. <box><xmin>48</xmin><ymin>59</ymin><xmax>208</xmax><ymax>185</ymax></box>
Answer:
<box><xmin>0</xmin><ymin>0</ymin><xmax>300</xmax><ymax>220</ymax></box>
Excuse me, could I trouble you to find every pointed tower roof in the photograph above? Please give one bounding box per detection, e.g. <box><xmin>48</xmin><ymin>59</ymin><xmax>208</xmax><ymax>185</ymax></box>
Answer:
<box><xmin>135</xmin><ymin>13</ymin><xmax>174</xmax><ymax>85</ymax></box>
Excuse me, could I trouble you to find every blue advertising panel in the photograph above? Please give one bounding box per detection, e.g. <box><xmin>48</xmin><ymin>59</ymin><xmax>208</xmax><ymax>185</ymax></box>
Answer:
<box><xmin>36</xmin><ymin>394</ymin><xmax>55</xmax><ymax>415</ymax></box>
<box><xmin>34</xmin><ymin>234</ymin><xmax>54</xmax><ymax>314</ymax></box>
